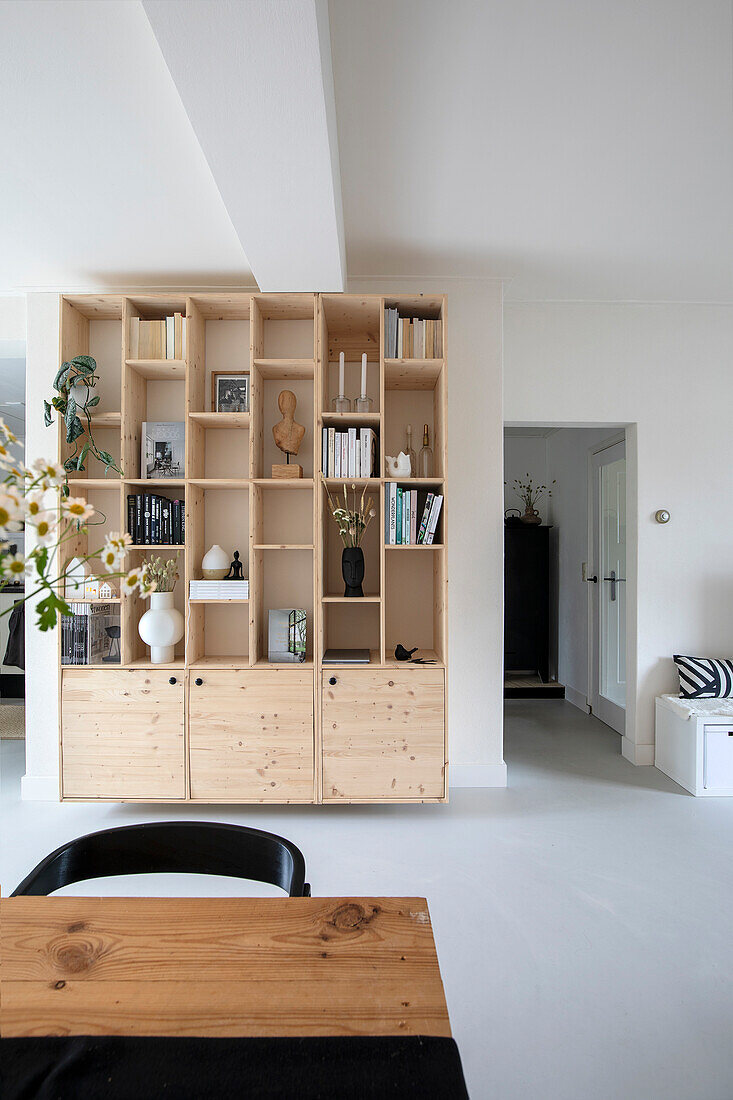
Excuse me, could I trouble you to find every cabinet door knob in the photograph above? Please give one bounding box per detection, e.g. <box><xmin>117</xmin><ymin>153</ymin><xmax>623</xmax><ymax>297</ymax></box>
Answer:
<box><xmin>194</xmin><ymin>677</ymin><xmax>203</xmax><ymax>686</ymax></box>
<box><xmin>169</xmin><ymin>676</ymin><xmax>177</xmax><ymax>685</ymax></box>
<box><xmin>328</xmin><ymin>676</ymin><xmax>337</xmax><ymax>686</ymax></box>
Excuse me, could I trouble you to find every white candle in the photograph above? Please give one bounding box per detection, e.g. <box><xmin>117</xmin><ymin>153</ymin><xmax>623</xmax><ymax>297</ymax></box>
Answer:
<box><xmin>361</xmin><ymin>353</ymin><xmax>367</xmax><ymax>397</ymax></box>
<box><xmin>339</xmin><ymin>352</ymin><xmax>345</xmax><ymax>397</ymax></box>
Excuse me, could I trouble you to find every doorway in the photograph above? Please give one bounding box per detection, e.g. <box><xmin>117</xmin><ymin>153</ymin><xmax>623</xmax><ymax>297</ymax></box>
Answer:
<box><xmin>503</xmin><ymin>423</ymin><xmax>633</xmax><ymax>742</ymax></box>
<box><xmin>588</xmin><ymin>439</ymin><xmax>626</xmax><ymax>733</ymax></box>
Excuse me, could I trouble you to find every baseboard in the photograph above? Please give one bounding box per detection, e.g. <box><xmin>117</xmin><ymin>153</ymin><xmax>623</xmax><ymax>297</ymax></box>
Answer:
<box><xmin>21</xmin><ymin>774</ymin><xmax>59</xmax><ymax>801</ymax></box>
<box><xmin>621</xmin><ymin>737</ymin><xmax>654</xmax><ymax>766</ymax></box>
<box><xmin>565</xmin><ymin>685</ymin><xmax>590</xmax><ymax>713</ymax></box>
<box><xmin>451</xmin><ymin>762</ymin><xmax>508</xmax><ymax>787</ymax></box>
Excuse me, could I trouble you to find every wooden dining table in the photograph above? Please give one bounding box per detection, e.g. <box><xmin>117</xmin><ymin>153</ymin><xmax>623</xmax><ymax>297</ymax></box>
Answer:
<box><xmin>1</xmin><ymin>895</ymin><xmax>451</xmax><ymax>1037</ymax></box>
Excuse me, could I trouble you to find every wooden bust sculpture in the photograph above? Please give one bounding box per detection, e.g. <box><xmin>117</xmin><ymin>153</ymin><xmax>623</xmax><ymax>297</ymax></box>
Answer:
<box><xmin>272</xmin><ymin>389</ymin><xmax>305</xmax><ymax>478</ymax></box>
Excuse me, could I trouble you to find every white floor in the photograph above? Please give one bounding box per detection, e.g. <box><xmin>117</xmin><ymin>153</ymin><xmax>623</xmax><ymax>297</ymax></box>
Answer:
<box><xmin>2</xmin><ymin>700</ymin><xmax>733</xmax><ymax>1100</ymax></box>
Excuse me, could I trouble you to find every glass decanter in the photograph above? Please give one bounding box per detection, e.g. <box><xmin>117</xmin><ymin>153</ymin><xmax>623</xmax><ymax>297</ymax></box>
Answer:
<box><xmin>404</xmin><ymin>424</ymin><xmax>417</xmax><ymax>478</ymax></box>
<box><xmin>418</xmin><ymin>423</ymin><xmax>433</xmax><ymax>478</ymax></box>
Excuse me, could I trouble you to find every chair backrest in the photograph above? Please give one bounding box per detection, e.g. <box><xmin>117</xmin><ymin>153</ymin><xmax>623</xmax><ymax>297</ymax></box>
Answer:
<box><xmin>11</xmin><ymin>821</ymin><xmax>310</xmax><ymax>897</ymax></box>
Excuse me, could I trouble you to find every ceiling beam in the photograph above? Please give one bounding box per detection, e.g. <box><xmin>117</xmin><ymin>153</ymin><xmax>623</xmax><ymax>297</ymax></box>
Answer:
<box><xmin>143</xmin><ymin>0</ymin><xmax>345</xmax><ymax>292</ymax></box>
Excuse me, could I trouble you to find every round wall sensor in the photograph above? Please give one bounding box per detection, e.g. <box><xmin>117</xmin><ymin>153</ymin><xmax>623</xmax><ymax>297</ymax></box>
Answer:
<box><xmin>655</xmin><ymin>509</ymin><xmax>670</xmax><ymax>524</ymax></box>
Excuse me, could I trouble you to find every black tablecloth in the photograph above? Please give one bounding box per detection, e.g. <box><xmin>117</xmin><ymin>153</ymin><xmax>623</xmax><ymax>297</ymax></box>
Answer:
<box><xmin>2</xmin><ymin>1035</ymin><xmax>469</xmax><ymax>1099</ymax></box>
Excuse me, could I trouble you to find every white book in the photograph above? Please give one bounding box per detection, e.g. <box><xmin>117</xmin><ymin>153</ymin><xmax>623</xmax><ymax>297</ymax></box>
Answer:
<box><xmin>328</xmin><ymin>428</ymin><xmax>335</xmax><ymax>477</ymax></box>
<box><xmin>348</xmin><ymin>428</ymin><xmax>357</xmax><ymax>478</ymax></box>
<box><xmin>410</xmin><ymin>491</ymin><xmax>417</xmax><ymax>544</ymax></box>
<box><xmin>341</xmin><ymin>433</ymin><xmax>348</xmax><ymax>477</ymax></box>
<box><xmin>165</xmin><ymin>315</ymin><xmax>175</xmax><ymax>359</ymax></box>
<box><xmin>355</xmin><ymin>443</ymin><xmax>361</xmax><ymax>478</ymax></box>
<box><xmin>425</xmin><ymin>494</ymin><xmax>443</xmax><ymax>544</ymax></box>
<box><xmin>334</xmin><ymin>432</ymin><xmax>341</xmax><ymax>478</ymax></box>
<box><xmin>388</xmin><ymin>483</ymin><xmax>397</xmax><ymax>544</ymax></box>
<box><xmin>322</xmin><ymin>428</ymin><xmax>328</xmax><ymax>476</ymax></box>
<box><xmin>182</xmin><ymin>317</ymin><xmax>187</xmax><ymax>358</ymax></box>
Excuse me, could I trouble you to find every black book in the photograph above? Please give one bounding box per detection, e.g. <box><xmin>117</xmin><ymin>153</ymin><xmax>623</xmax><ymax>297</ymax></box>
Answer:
<box><xmin>180</xmin><ymin>502</ymin><xmax>185</xmax><ymax>543</ymax></box>
<box><xmin>143</xmin><ymin>494</ymin><xmax>151</xmax><ymax>545</ymax></box>
<box><xmin>152</xmin><ymin>495</ymin><xmax>159</xmax><ymax>544</ymax></box>
<box><xmin>161</xmin><ymin>497</ymin><xmax>171</xmax><ymax>544</ymax></box>
<box><xmin>172</xmin><ymin>500</ymin><xmax>181</xmax><ymax>545</ymax></box>
<box><xmin>127</xmin><ymin>495</ymin><xmax>136</xmax><ymax>540</ymax></box>
<box><xmin>134</xmin><ymin>494</ymin><xmax>142</xmax><ymax>544</ymax></box>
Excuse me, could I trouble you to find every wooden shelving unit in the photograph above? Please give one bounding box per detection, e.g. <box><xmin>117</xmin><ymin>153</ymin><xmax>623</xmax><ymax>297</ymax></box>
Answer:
<box><xmin>57</xmin><ymin>292</ymin><xmax>447</xmax><ymax>805</ymax></box>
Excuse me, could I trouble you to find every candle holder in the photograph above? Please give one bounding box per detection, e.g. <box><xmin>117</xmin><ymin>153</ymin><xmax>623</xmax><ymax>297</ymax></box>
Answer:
<box><xmin>355</xmin><ymin>394</ymin><xmax>373</xmax><ymax>413</ymax></box>
<box><xmin>332</xmin><ymin>394</ymin><xmax>352</xmax><ymax>413</ymax></box>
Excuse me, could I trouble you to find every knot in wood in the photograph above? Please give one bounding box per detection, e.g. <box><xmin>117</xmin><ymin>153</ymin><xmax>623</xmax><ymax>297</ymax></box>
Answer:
<box><xmin>53</xmin><ymin>938</ymin><xmax>98</xmax><ymax>974</ymax></box>
<box><xmin>329</xmin><ymin>902</ymin><xmax>372</xmax><ymax>932</ymax></box>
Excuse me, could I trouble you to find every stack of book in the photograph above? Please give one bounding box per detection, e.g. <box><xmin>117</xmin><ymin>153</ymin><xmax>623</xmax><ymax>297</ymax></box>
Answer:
<box><xmin>384</xmin><ymin>309</ymin><xmax>442</xmax><ymax>359</ymax></box>
<box><xmin>189</xmin><ymin>580</ymin><xmax>249</xmax><ymax>600</ymax></box>
<box><xmin>322</xmin><ymin>427</ymin><xmax>377</xmax><ymax>478</ymax></box>
<box><xmin>385</xmin><ymin>487</ymin><xmax>443</xmax><ymax>545</ymax></box>
<box><xmin>61</xmin><ymin>603</ymin><xmax>120</xmax><ymax>665</ymax></box>
<box><xmin>129</xmin><ymin>314</ymin><xmax>186</xmax><ymax>359</ymax></box>
<box><xmin>127</xmin><ymin>494</ymin><xmax>184</xmax><ymax>545</ymax></box>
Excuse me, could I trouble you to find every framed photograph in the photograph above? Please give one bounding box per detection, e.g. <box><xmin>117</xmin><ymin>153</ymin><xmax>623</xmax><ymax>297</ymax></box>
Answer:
<box><xmin>141</xmin><ymin>421</ymin><xmax>185</xmax><ymax>479</ymax></box>
<box><xmin>212</xmin><ymin>371</ymin><xmax>250</xmax><ymax>413</ymax></box>
<box><xmin>268</xmin><ymin>608</ymin><xmax>307</xmax><ymax>664</ymax></box>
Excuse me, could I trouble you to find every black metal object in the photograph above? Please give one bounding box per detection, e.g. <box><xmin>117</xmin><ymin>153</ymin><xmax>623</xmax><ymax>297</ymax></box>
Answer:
<box><xmin>10</xmin><ymin>821</ymin><xmax>311</xmax><ymax>898</ymax></box>
<box><xmin>504</xmin><ymin>525</ymin><xmax>551</xmax><ymax>683</ymax></box>
<box><xmin>328</xmin><ymin>676</ymin><xmax>337</xmax><ymax>685</ymax></box>
<box><xmin>168</xmin><ymin>676</ymin><xmax>177</xmax><ymax>685</ymax></box>
<box><xmin>194</xmin><ymin>677</ymin><xmax>203</xmax><ymax>686</ymax></box>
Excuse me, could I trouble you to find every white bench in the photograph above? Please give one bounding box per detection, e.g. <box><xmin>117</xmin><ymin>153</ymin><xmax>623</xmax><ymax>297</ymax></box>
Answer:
<box><xmin>655</xmin><ymin>695</ymin><xmax>733</xmax><ymax>796</ymax></box>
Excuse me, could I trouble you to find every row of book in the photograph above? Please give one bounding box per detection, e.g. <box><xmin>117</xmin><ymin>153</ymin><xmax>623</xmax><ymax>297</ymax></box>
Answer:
<box><xmin>130</xmin><ymin>315</ymin><xmax>187</xmax><ymax>360</ymax></box>
<box><xmin>127</xmin><ymin>494</ymin><xmax>185</xmax><ymax>545</ymax></box>
<box><xmin>321</xmin><ymin>427</ymin><xmax>377</xmax><ymax>479</ymax></box>
<box><xmin>384</xmin><ymin>310</ymin><xmax>442</xmax><ymax>359</ymax></box>
<box><xmin>385</xmin><ymin>487</ymin><xmax>443</xmax><ymax>545</ymax></box>
<box><xmin>189</xmin><ymin>580</ymin><xmax>249</xmax><ymax>599</ymax></box>
<box><xmin>61</xmin><ymin>604</ymin><xmax>120</xmax><ymax>665</ymax></box>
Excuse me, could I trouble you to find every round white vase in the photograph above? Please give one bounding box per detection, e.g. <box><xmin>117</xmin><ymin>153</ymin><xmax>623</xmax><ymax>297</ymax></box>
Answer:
<box><xmin>138</xmin><ymin>590</ymin><xmax>184</xmax><ymax>664</ymax></box>
<box><xmin>201</xmin><ymin>544</ymin><xmax>229</xmax><ymax>579</ymax></box>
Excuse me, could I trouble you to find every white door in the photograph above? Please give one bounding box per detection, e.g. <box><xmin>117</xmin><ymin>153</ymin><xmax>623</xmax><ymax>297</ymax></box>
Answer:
<box><xmin>590</xmin><ymin>440</ymin><xmax>626</xmax><ymax>733</ymax></box>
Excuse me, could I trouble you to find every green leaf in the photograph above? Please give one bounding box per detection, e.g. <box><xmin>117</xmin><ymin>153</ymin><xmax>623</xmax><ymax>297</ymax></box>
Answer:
<box><xmin>53</xmin><ymin>363</ymin><xmax>73</xmax><ymax>393</ymax></box>
<box><xmin>76</xmin><ymin>440</ymin><xmax>91</xmax><ymax>470</ymax></box>
<box><xmin>63</xmin><ymin>456</ymin><xmax>79</xmax><ymax>472</ymax></box>
<box><xmin>35</xmin><ymin>592</ymin><xmax>66</xmax><ymax>632</ymax></box>
<box><xmin>66</xmin><ymin>417</ymin><xmax>84</xmax><ymax>445</ymax></box>
<box><xmin>43</xmin><ymin>400</ymin><xmax>53</xmax><ymax>427</ymax></box>
<box><xmin>34</xmin><ymin>547</ymin><xmax>48</xmax><ymax>576</ymax></box>
<box><xmin>51</xmin><ymin>395</ymin><xmax>66</xmax><ymax>411</ymax></box>
<box><xmin>85</xmin><ymin>394</ymin><xmax>100</xmax><ymax>407</ymax></box>
<box><xmin>70</xmin><ymin>355</ymin><xmax>97</xmax><ymax>376</ymax></box>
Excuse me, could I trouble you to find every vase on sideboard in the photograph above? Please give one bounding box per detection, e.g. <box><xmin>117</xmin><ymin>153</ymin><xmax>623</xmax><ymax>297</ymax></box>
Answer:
<box><xmin>138</xmin><ymin>590</ymin><xmax>184</xmax><ymax>663</ymax></box>
<box><xmin>341</xmin><ymin>547</ymin><xmax>365</xmax><ymax>597</ymax></box>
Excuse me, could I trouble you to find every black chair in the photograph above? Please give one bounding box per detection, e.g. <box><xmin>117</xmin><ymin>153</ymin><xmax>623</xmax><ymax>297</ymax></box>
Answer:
<box><xmin>11</xmin><ymin>821</ymin><xmax>311</xmax><ymax>897</ymax></box>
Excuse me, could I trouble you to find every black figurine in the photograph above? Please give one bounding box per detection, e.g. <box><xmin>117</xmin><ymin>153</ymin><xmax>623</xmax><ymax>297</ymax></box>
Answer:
<box><xmin>394</xmin><ymin>644</ymin><xmax>418</xmax><ymax>662</ymax></box>
<box><xmin>224</xmin><ymin>550</ymin><xmax>245</xmax><ymax>580</ymax></box>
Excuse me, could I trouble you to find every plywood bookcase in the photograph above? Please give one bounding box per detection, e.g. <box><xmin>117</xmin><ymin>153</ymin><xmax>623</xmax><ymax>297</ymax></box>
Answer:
<box><xmin>57</xmin><ymin>293</ymin><xmax>447</xmax><ymax>803</ymax></box>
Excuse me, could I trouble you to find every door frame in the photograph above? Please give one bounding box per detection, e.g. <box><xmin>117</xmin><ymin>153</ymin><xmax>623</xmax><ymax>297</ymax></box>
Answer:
<box><xmin>587</xmin><ymin>434</ymin><xmax>627</xmax><ymax>734</ymax></box>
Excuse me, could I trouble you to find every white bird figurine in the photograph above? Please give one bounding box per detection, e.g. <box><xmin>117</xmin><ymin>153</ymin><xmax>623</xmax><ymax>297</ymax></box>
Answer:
<box><xmin>385</xmin><ymin>451</ymin><xmax>412</xmax><ymax>477</ymax></box>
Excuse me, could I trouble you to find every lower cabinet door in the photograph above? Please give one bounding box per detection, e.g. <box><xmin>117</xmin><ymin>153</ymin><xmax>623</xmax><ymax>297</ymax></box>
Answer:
<box><xmin>322</xmin><ymin>669</ymin><xmax>446</xmax><ymax>800</ymax></box>
<box><xmin>189</xmin><ymin>669</ymin><xmax>315</xmax><ymax>800</ymax></box>
<box><xmin>62</xmin><ymin>669</ymin><xmax>185</xmax><ymax>799</ymax></box>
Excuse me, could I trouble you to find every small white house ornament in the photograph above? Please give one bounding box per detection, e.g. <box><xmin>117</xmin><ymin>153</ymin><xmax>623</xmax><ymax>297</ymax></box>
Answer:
<box><xmin>385</xmin><ymin>452</ymin><xmax>412</xmax><ymax>478</ymax></box>
<box><xmin>97</xmin><ymin>580</ymin><xmax>116</xmax><ymax>599</ymax></box>
<box><xmin>65</xmin><ymin>557</ymin><xmax>91</xmax><ymax>597</ymax></box>
<box><xmin>84</xmin><ymin>577</ymin><xmax>100</xmax><ymax>599</ymax></box>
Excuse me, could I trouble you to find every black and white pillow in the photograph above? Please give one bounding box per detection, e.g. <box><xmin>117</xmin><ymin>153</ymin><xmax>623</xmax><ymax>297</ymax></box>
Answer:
<box><xmin>674</xmin><ymin>654</ymin><xmax>733</xmax><ymax>699</ymax></box>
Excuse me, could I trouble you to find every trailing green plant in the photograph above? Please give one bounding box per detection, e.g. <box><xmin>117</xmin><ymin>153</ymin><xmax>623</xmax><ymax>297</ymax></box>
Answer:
<box><xmin>44</xmin><ymin>354</ymin><xmax>123</xmax><ymax>475</ymax></box>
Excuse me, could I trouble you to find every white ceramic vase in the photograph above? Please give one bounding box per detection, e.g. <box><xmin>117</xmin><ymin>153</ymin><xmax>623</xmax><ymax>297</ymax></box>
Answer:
<box><xmin>138</xmin><ymin>590</ymin><xmax>184</xmax><ymax>664</ymax></box>
<box><xmin>201</xmin><ymin>544</ymin><xmax>229</xmax><ymax>579</ymax></box>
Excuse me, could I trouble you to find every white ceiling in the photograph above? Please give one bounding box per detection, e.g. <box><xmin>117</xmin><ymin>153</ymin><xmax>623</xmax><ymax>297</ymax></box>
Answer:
<box><xmin>329</xmin><ymin>0</ymin><xmax>733</xmax><ymax>301</ymax></box>
<box><xmin>1</xmin><ymin>1</ymin><xmax>732</xmax><ymax>301</ymax></box>
<box><xmin>0</xmin><ymin>0</ymin><xmax>252</xmax><ymax>291</ymax></box>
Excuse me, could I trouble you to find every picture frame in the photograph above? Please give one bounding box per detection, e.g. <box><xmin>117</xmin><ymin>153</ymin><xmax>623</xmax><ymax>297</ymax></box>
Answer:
<box><xmin>212</xmin><ymin>371</ymin><xmax>250</xmax><ymax>413</ymax></box>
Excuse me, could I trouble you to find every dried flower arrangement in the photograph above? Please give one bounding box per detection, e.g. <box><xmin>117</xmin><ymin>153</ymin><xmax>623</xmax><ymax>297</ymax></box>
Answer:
<box><xmin>322</xmin><ymin>479</ymin><xmax>377</xmax><ymax>547</ymax></box>
<box><xmin>140</xmin><ymin>555</ymin><xmax>180</xmax><ymax>593</ymax></box>
<box><xmin>509</xmin><ymin>475</ymin><xmax>555</xmax><ymax>513</ymax></box>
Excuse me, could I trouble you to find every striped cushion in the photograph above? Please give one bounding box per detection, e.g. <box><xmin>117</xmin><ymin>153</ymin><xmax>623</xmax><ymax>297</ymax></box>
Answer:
<box><xmin>674</xmin><ymin>654</ymin><xmax>733</xmax><ymax>698</ymax></box>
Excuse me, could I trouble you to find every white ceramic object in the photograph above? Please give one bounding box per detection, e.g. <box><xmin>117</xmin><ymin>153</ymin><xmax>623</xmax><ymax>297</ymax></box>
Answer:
<box><xmin>70</xmin><ymin>376</ymin><xmax>93</xmax><ymax>409</ymax></box>
<box><xmin>201</xmin><ymin>544</ymin><xmax>229</xmax><ymax>579</ymax></box>
<box><xmin>65</xmin><ymin>556</ymin><xmax>91</xmax><ymax>597</ymax></box>
<box><xmin>138</xmin><ymin>590</ymin><xmax>184</xmax><ymax>664</ymax></box>
<box><xmin>384</xmin><ymin>452</ymin><xmax>412</xmax><ymax>478</ymax></box>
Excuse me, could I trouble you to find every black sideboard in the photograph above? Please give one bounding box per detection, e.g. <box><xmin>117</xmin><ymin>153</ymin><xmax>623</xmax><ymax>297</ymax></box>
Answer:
<box><xmin>504</xmin><ymin>525</ymin><xmax>551</xmax><ymax>682</ymax></box>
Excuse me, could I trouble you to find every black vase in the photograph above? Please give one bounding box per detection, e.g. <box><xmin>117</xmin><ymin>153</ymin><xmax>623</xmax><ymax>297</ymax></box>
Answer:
<box><xmin>342</xmin><ymin>546</ymin><xmax>365</xmax><ymax>597</ymax></box>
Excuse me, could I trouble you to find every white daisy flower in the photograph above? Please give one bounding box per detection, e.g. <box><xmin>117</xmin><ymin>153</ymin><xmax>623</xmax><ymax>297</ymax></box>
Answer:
<box><xmin>0</xmin><ymin>551</ymin><xmax>26</xmax><ymax>578</ymax></box>
<box><xmin>61</xmin><ymin>496</ymin><xmax>95</xmax><ymax>522</ymax></box>
<box><xmin>0</xmin><ymin>490</ymin><xmax>24</xmax><ymax>532</ymax></box>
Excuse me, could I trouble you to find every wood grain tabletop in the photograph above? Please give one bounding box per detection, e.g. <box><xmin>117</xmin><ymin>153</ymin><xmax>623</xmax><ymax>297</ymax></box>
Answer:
<box><xmin>0</xmin><ymin>896</ymin><xmax>451</xmax><ymax>1038</ymax></box>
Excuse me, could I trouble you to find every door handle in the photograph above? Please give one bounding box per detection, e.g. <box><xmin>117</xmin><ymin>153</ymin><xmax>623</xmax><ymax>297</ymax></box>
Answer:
<box><xmin>602</xmin><ymin>571</ymin><xmax>626</xmax><ymax>601</ymax></box>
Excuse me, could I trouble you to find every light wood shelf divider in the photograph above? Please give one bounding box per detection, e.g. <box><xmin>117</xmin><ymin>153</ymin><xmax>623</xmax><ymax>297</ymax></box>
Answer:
<box><xmin>57</xmin><ymin>292</ymin><xmax>447</xmax><ymax>805</ymax></box>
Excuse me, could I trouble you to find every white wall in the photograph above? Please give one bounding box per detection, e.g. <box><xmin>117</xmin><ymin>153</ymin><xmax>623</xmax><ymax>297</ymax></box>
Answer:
<box><xmin>21</xmin><ymin>279</ymin><xmax>507</xmax><ymax>797</ymax></box>
<box><xmin>504</xmin><ymin>302</ymin><xmax>733</xmax><ymax>764</ymax></box>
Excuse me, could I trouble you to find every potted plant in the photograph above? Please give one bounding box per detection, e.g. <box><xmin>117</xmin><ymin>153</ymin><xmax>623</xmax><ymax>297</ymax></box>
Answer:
<box><xmin>323</xmin><ymin>480</ymin><xmax>376</xmax><ymax>597</ymax></box>
<box><xmin>44</xmin><ymin>355</ymin><xmax>123</xmax><ymax>476</ymax></box>
<box><xmin>509</xmin><ymin>475</ymin><xmax>555</xmax><ymax>525</ymax></box>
